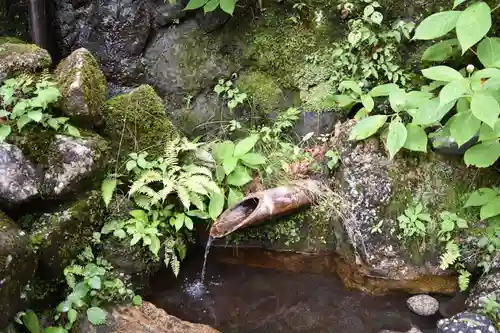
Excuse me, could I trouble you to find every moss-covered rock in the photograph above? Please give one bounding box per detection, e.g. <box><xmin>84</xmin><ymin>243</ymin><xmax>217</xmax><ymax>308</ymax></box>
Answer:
<box><xmin>0</xmin><ymin>43</ymin><xmax>51</xmax><ymax>83</ymax></box>
<box><xmin>0</xmin><ymin>211</ymin><xmax>37</xmax><ymax>329</ymax></box>
<box><xmin>54</xmin><ymin>48</ymin><xmax>107</xmax><ymax>128</ymax></box>
<box><xmin>29</xmin><ymin>191</ymin><xmax>106</xmax><ymax>277</ymax></box>
<box><xmin>0</xmin><ymin>37</ymin><xmax>24</xmax><ymax>46</ymax></box>
<box><xmin>236</xmin><ymin>71</ymin><xmax>285</xmax><ymax>113</ymax></box>
<box><xmin>102</xmin><ymin>85</ymin><xmax>179</xmax><ymax>168</ymax></box>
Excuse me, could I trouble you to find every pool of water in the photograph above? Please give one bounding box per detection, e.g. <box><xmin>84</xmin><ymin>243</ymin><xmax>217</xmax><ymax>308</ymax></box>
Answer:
<box><xmin>146</xmin><ymin>252</ymin><xmax>446</xmax><ymax>333</ymax></box>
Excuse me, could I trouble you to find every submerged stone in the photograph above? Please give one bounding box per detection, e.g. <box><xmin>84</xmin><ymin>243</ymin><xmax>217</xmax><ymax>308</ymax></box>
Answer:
<box><xmin>0</xmin><ymin>211</ymin><xmax>37</xmax><ymax>329</ymax></box>
<box><xmin>54</xmin><ymin>48</ymin><xmax>107</xmax><ymax>128</ymax></box>
<box><xmin>0</xmin><ymin>43</ymin><xmax>51</xmax><ymax>83</ymax></box>
<box><xmin>406</xmin><ymin>295</ymin><xmax>439</xmax><ymax>316</ymax></box>
<box><xmin>74</xmin><ymin>301</ymin><xmax>220</xmax><ymax>333</ymax></box>
<box><xmin>0</xmin><ymin>142</ymin><xmax>42</xmax><ymax>206</ymax></box>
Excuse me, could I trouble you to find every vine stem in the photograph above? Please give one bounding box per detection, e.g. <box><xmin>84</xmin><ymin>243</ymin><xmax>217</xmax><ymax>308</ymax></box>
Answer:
<box><xmin>491</xmin><ymin>3</ymin><xmax>500</xmax><ymax>13</ymax></box>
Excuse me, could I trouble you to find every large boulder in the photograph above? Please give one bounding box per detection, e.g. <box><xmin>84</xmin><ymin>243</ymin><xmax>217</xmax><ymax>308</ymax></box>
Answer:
<box><xmin>327</xmin><ymin>120</ymin><xmax>497</xmax><ymax>294</ymax></box>
<box><xmin>0</xmin><ymin>142</ymin><xmax>42</xmax><ymax>206</ymax></box>
<box><xmin>54</xmin><ymin>48</ymin><xmax>107</xmax><ymax>128</ymax></box>
<box><xmin>102</xmin><ymin>85</ymin><xmax>179</xmax><ymax>167</ymax></box>
<box><xmin>0</xmin><ymin>211</ymin><xmax>37</xmax><ymax>329</ymax></box>
<box><xmin>0</xmin><ymin>43</ymin><xmax>51</xmax><ymax>83</ymax></box>
<box><xmin>53</xmin><ymin>0</ymin><xmax>152</xmax><ymax>84</ymax></box>
<box><xmin>29</xmin><ymin>191</ymin><xmax>106</xmax><ymax>277</ymax></box>
<box><xmin>143</xmin><ymin>19</ymin><xmax>235</xmax><ymax>107</ymax></box>
<box><xmin>437</xmin><ymin>311</ymin><xmax>498</xmax><ymax>333</ymax></box>
<box><xmin>466</xmin><ymin>270</ymin><xmax>500</xmax><ymax>319</ymax></box>
<box><xmin>74</xmin><ymin>301</ymin><xmax>219</xmax><ymax>333</ymax></box>
<box><xmin>41</xmin><ymin>134</ymin><xmax>109</xmax><ymax>197</ymax></box>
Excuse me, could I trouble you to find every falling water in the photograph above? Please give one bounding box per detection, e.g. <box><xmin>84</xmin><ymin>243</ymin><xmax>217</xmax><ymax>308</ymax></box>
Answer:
<box><xmin>184</xmin><ymin>236</ymin><xmax>214</xmax><ymax>299</ymax></box>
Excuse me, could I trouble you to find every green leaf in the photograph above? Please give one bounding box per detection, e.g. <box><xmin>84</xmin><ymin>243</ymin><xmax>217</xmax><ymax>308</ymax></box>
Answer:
<box><xmin>87</xmin><ymin>307</ymin><xmax>107</xmax><ymax>326</ymax></box>
<box><xmin>369</xmin><ymin>83</ymin><xmax>399</xmax><ymax>97</ymax></box>
<box><xmin>480</xmin><ymin>197</ymin><xmax>500</xmax><ymax>219</ymax></box>
<box><xmin>330</xmin><ymin>95</ymin><xmax>355</xmax><ymax>107</ymax></box>
<box><xmin>240</xmin><ymin>153</ymin><xmax>266</xmax><ymax>167</ymax></box>
<box><xmin>223</xmin><ymin>156</ymin><xmax>239</xmax><ymax>175</ymax></box>
<box><xmin>228</xmin><ymin>187</ymin><xmax>243</xmax><ymax>207</ymax></box>
<box><xmin>101</xmin><ymin>178</ymin><xmax>117</xmax><ymax>207</ymax></box>
<box><xmin>65</xmin><ymin>125</ymin><xmax>81</xmax><ymax>137</ymax></box>
<box><xmin>439</xmin><ymin>79</ymin><xmax>469</xmax><ymax>107</ymax></box>
<box><xmin>450</xmin><ymin>110</ymin><xmax>481</xmax><ymax>146</ymax></box>
<box><xmin>184</xmin><ymin>215</ymin><xmax>194</xmax><ymax>230</ymax></box>
<box><xmin>389</xmin><ymin>88</ymin><xmax>406</xmax><ymax>112</ymax></box>
<box><xmin>209</xmin><ymin>190</ymin><xmax>225</xmax><ymax>220</ymax></box>
<box><xmin>234</xmin><ymin>135</ymin><xmax>259</xmax><ymax>157</ymax></box>
<box><xmin>464</xmin><ymin>188</ymin><xmax>498</xmax><ymax>207</ymax></box>
<box><xmin>464</xmin><ymin>141</ymin><xmax>500</xmax><ymax>167</ymax></box>
<box><xmin>478</xmin><ymin>122</ymin><xmax>500</xmax><ymax>141</ymax></box>
<box><xmin>361</xmin><ymin>95</ymin><xmax>374</xmax><ymax>112</ymax></box>
<box><xmin>16</xmin><ymin>114</ymin><xmax>32</xmax><ymax>131</ymax></box>
<box><xmin>422</xmin><ymin>39</ymin><xmax>460</xmax><ymax>62</ymax></box>
<box><xmin>184</xmin><ymin>0</ymin><xmax>209</xmax><ymax>10</ymax></box>
<box><xmin>456</xmin><ymin>97</ymin><xmax>470</xmax><ymax>113</ymax></box>
<box><xmin>413</xmin><ymin>11</ymin><xmax>461</xmax><ymax>40</ymax></box>
<box><xmin>471</xmin><ymin>93</ymin><xmax>500</xmax><ymax>128</ymax></box>
<box><xmin>212</xmin><ymin>141</ymin><xmax>234</xmax><ymax>161</ymax></box>
<box><xmin>88</xmin><ymin>276</ymin><xmax>101</xmax><ymax>290</ymax></box>
<box><xmin>129</xmin><ymin>209</ymin><xmax>148</xmax><ymax>222</ymax></box>
<box><xmin>174</xmin><ymin>214</ymin><xmax>185</xmax><ymax>231</ymax></box>
<box><xmin>477</xmin><ymin>37</ymin><xmax>500</xmax><ymax>68</ymax></box>
<box><xmin>386</xmin><ymin>121</ymin><xmax>407</xmax><ymax>158</ymax></box>
<box><xmin>219</xmin><ymin>0</ymin><xmax>235</xmax><ymax>14</ymax></box>
<box><xmin>203</xmin><ymin>0</ymin><xmax>219</xmax><ymax>12</ymax></box>
<box><xmin>43</xmin><ymin>328</ymin><xmax>67</xmax><ymax>333</ymax></box>
<box><xmin>339</xmin><ymin>80</ymin><xmax>362</xmax><ymax>95</ymax></box>
<box><xmin>150</xmin><ymin>235</ymin><xmax>161</xmax><ymax>255</ymax></box>
<box><xmin>227</xmin><ymin>166</ymin><xmax>253</xmax><ymax>186</ymax></box>
<box><xmin>456</xmin><ymin>2</ymin><xmax>492</xmax><ymax>53</ymax></box>
<box><xmin>68</xmin><ymin>309</ymin><xmax>78</xmax><ymax>324</ymax></box>
<box><xmin>112</xmin><ymin>229</ymin><xmax>126</xmax><ymax>239</ymax></box>
<box><xmin>412</xmin><ymin>99</ymin><xmax>454</xmax><ymax>126</ymax></box>
<box><xmin>132</xmin><ymin>295</ymin><xmax>142</xmax><ymax>306</ymax></box>
<box><xmin>453</xmin><ymin>0</ymin><xmax>466</xmax><ymax>8</ymax></box>
<box><xmin>349</xmin><ymin>115</ymin><xmax>388</xmax><ymax>140</ymax></box>
<box><xmin>370</xmin><ymin>11</ymin><xmax>383</xmax><ymax>25</ymax></box>
<box><xmin>404</xmin><ymin>124</ymin><xmax>428</xmax><ymax>152</ymax></box>
<box><xmin>27</xmin><ymin>110</ymin><xmax>43</xmax><ymax>122</ymax></box>
<box><xmin>22</xmin><ymin>310</ymin><xmax>40</xmax><ymax>333</ymax></box>
<box><xmin>422</xmin><ymin>66</ymin><xmax>463</xmax><ymax>82</ymax></box>
<box><xmin>0</xmin><ymin>124</ymin><xmax>11</xmax><ymax>141</ymax></box>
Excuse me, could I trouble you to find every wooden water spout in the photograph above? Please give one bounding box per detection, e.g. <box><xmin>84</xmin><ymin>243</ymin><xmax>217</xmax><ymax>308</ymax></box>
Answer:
<box><xmin>28</xmin><ymin>0</ymin><xmax>49</xmax><ymax>49</ymax></box>
<box><xmin>209</xmin><ymin>180</ymin><xmax>323</xmax><ymax>238</ymax></box>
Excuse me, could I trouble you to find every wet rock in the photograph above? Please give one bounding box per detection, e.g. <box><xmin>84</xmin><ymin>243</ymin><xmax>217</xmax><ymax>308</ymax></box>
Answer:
<box><xmin>439</xmin><ymin>292</ymin><xmax>468</xmax><ymax>318</ymax></box>
<box><xmin>143</xmin><ymin>19</ymin><xmax>235</xmax><ymax>107</ymax></box>
<box><xmin>406</xmin><ymin>295</ymin><xmax>439</xmax><ymax>316</ymax></box>
<box><xmin>0</xmin><ymin>211</ymin><xmax>37</xmax><ymax>329</ymax></box>
<box><xmin>294</xmin><ymin>111</ymin><xmax>344</xmax><ymax>138</ymax></box>
<box><xmin>74</xmin><ymin>301</ymin><xmax>220</xmax><ymax>333</ymax></box>
<box><xmin>102</xmin><ymin>85</ymin><xmax>179</xmax><ymax>168</ymax></box>
<box><xmin>0</xmin><ymin>43</ymin><xmax>51</xmax><ymax>83</ymax></box>
<box><xmin>327</xmin><ymin>120</ymin><xmax>497</xmax><ymax>295</ymax></box>
<box><xmin>152</xmin><ymin>0</ymin><xmax>188</xmax><ymax>27</ymax></box>
<box><xmin>195</xmin><ymin>9</ymin><xmax>230</xmax><ymax>32</ymax></box>
<box><xmin>53</xmin><ymin>0</ymin><xmax>152</xmax><ymax>84</ymax></box>
<box><xmin>0</xmin><ymin>142</ymin><xmax>41</xmax><ymax>206</ymax></box>
<box><xmin>466</xmin><ymin>270</ymin><xmax>500</xmax><ymax>318</ymax></box>
<box><xmin>437</xmin><ymin>311</ymin><xmax>498</xmax><ymax>333</ymax></box>
<box><xmin>41</xmin><ymin>134</ymin><xmax>109</xmax><ymax>197</ymax></box>
<box><xmin>54</xmin><ymin>48</ymin><xmax>107</xmax><ymax>127</ymax></box>
<box><xmin>30</xmin><ymin>191</ymin><xmax>106</xmax><ymax>277</ymax></box>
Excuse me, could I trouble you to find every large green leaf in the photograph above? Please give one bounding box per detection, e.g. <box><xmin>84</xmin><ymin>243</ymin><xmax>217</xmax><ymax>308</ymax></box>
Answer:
<box><xmin>212</xmin><ymin>141</ymin><xmax>234</xmax><ymax>161</ymax></box>
<box><xmin>209</xmin><ymin>190</ymin><xmax>225</xmax><ymax>220</ymax></box>
<box><xmin>412</xmin><ymin>99</ymin><xmax>454</xmax><ymax>126</ymax></box>
<box><xmin>369</xmin><ymin>84</ymin><xmax>399</xmax><ymax>97</ymax></box>
<box><xmin>389</xmin><ymin>88</ymin><xmax>407</xmax><ymax>112</ymax></box>
<box><xmin>22</xmin><ymin>310</ymin><xmax>40</xmax><ymax>333</ymax></box>
<box><xmin>222</xmin><ymin>156</ymin><xmax>239</xmax><ymax>175</ymax></box>
<box><xmin>422</xmin><ymin>66</ymin><xmax>463</xmax><ymax>82</ymax></box>
<box><xmin>0</xmin><ymin>124</ymin><xmax>11</xmax><ymax>141</ymax></box>
<box><xmin>361</xmin><ymin>94</ymin><xmax>374</xmax><ymax>112</ymax></box>
<box><xmin>386</xmin><ymin>121</ymin><xmax>407</xmax><ymax>158</ymax></box>
<box><xmin>339</xmin><ymin>80</ymin><xmax>362</xmax><ymax>95</ymax></box>
<box><xmin>477</xmin><ymin>37</ymin><xmax>500</xmax><ymax>68</ymax></box>
<box><xmin>203</xmin><ymin>0</ymin><xmax>219</xmax><ymax>12</ymax></box>
<box><xmin>464</xmin><ymin>141</ymin><xmax>500</xmax><ymax>167</ymax></box>
<box><xmin>422</xmin><ymin>39</ymin><xmax>460</xmax><ymax>62</ymax></box>
<box><xmin>471</xmin><ymin>93</ymin><xmax>500</xmax><ymax>128</ymax></box>
<box><xmin>101</xmin><ymin>178</ymin><xmax>117</xmax><ymax>207</ymax></box>
<box><xmin>43</xmin><ymin>328</ymin><xmax>67</xmax><ymax>333</ymax></box>
<box><xmin>439</xmin><ymin>79</ymin><xmax>469</xmax><ymax>107</ymax></box>
<box><xmin>480</xmin><ymin>196</ymin><xmax>500</xmax><ymax>219</ymax></box>
<box><xmin>87</xmin><ymin>307</ymin><xmax>107</xmax><ymax>326</ymax></box>
<box><xmin>449</xmin><ymin>110</ymin><xmax>481</xmax><ymax>146</ymax></box>
<box><xmin>219</xmin><ymin>0</ymin><xmax>235</xmax><ymax>14</ymax></box>
<box><xmin>404</xmin><ymin>124</ymin><xmax>428</xmax><ymax>152</ymax></box>
<box><xmin>349</xmin><ymin>115</ymin><xmax>388</xmax><ymax>140</ymax></box>
<box><xmin>27</xmin><ymin>110</ymin><xmax>43</xmax><ymax>122</ymax></box>
<box><xmin>456</xmin><ymin>1</ymin><xmax>492</xmax><ymax>53</ymax></box>
<box><xmin>227</xmin><ymin>166</ymin><xmax>253</xmax><ymax>186</ymax></box>
<box><xmin>228</xmin><ymin>187</ymin><xmax>243</xmax><ymax>207</ymax></box>
<box><xmin>184</xmin><ymin>0</ymin><xmax>209</xmax><ymax>10</ymax></box>
<box><xmin>478</xmin><ymin>122</ymin><xmax>500</xmax><ymax>141</ymax></box>
<box><xmin>240</xmin><ymin>153</ymin><xmax>266</xmax><ymax>167</ymax></box>
<box><xmin>464</xmin><ymin>188</ymin><xmax>498</xmax><ymax>207</ymax></box>
<box><xmin>234</xmin><ymin>135</ymin><xmax>259</xmax><ymax>157</ymax></box>
<box><xmin>454</xmin><ymin>0</ymin><xmax>467</xmax><ymax>8</ymax></box>
<box><xmin>413</xmin><ymin>11</ymin><xmax>461</xmax><ymax>40</ymax></box>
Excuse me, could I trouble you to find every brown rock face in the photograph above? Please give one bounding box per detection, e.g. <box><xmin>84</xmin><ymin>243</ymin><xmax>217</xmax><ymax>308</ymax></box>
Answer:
<box><xmin>75</xmin><ymin>301</ymin><xmax>219</xmax><ymax>333</ymax></box>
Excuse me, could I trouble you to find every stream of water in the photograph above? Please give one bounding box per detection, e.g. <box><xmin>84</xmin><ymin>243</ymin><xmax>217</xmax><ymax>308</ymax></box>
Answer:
<box><xmin>183</xmin><ymin>236</ymin><xmax>214</xmax><ymax>298</ymax></box>
<box><xmin>147</xmin><ymin>252</ymin><xmax>446</xmax><ymax>333</ymax></box>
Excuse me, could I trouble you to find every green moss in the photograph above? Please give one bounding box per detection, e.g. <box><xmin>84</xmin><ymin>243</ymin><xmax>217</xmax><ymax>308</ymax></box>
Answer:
<box><xmin>237</xmin><ymin>71</ymin><xmax>285</xmax><ymax>112</ymax></box>
<box><xmin>102</xmin><ymin>85</ymin><xmax>180</xmax><ymax>169</ymax></box>
<box><xmin>0</xmin><ymin>37</ymin><xmax>23</xmax><ymax>45</ymax></box>
<box><xmin>0</xmin><ymin>43</ymin><xmax>51</xmax><ymax>79</ymax></box>
<box><xmin>55</xmin><ymin>49</ymin><xmax>107</xmax><ymax>127</ymax></box>
<box><xmin>6</xmin><ymin>125</ymin><xmax>55</xmax><ymax>165</ymax></box>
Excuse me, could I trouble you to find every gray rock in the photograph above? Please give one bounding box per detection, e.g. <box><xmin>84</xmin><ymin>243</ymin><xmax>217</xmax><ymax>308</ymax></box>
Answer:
<box><xmin>143</xmin><ymin>19</ymin><xmax>235</xmax><ymax>107</ymax></box>
<box><xmin>437</xmin><ymin>311</ymin><xmax>498</xmax><ymax>333</ymax></box>
<box><xmin>54</xmin><ymin>48</ymin><xmax>107</xmax><ymax>127</ymax></box>
<box><xmin>53</xmin><ymin>0</ymin><xmax>152</xmax><ymax>84</ymax></box>
<box><xmin>0</xmin><ymin>43</ymin><xmax>51</xmax><ymax>83</ymax></box>
<box><xmin>466</xmin><ymin>270</ymin><xmax>500</xmax><ymax>319</ymax></box>
<box><xmin>42</xmin><ymin>134</ymin><xmax>108</xmax><ymax>197</ymax></box>
<box><xmin>195</xmin><ymin>9</ymin><xmax>230</xmax><ymax>32</ymax></box>
<box><xmin>0</xmin><ymin>142</ymin><xmax>41</xmax><ymax>206</ymax></box>
<box><xmin>293</xmin><ymin>111</ymin><xmax>344</xmax><ymax>139</ymax></box>
<box><xmin>30</xmin><ymin>191</ymin><xmax>106</xmax><ymax>276</ymax></box>
<box><xmin>378</xmin><ymin>328</ymin><xmax>422</xmax><ymax>333</ymax></box>
<box><xmin>0</xmin><ymin>211</ymin><xmax>37</xmax><ymax>329</ymax></box>
<box><xmin>406</xmin><ymin>294</ymin><xmax>439</xmax><ymax>316</ymax></box>
<box><xmin>152</xmin><ymin>0</ymin><xmax>188</xmax><ymax>27</ymax></box>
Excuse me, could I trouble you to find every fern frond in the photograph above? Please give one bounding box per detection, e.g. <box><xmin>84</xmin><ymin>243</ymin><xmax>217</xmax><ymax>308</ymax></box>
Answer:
<box><xmin>171</xmin><ymin>253</ymin><xmax>180</xmax><ymax>277</ymax></box>
<box><xmin>133</xmin><ymin>195</ymin><xmax>152</xmax><ymax>210</ymax></box>
<box><xmin>177</xmin><ymin>185</ymin><xmax>191</xmax><ymax>210</ymax></box>
<box><xmin>201</xmin><ymin>180</ymin><xmax>221</xmax><ymax>195</ymax></box>
<box><xmin>182</xmin><ymin>165</ymin><xmax>213</xmax><ymax>178</ymax></box>
<box><xmin>183</xmin><ymin>178</ymin><xmax>209</xmax><ymax>196</ymax></box>
<box><xmin>440</xmin><ymin>241</ymin><xmax>461</xmax><ymax>270</ymax></box>
<box><xmin>158</xmin><ymin>183</ymin><xmax>175</xmax><ymax>201</ymax></box>
<box><xmin>189</xmin><ymin>192</ymin><xmax>205</xmax><ymax>211</ymax></box>
<box><xmin>458</xmin><ymin>269</ymin><xmax>471</xmax><ymax>291</ymax></box>
<box><xmin>129</xmin><ymin>170</ymin><xmax>162</xmax><ymax>196</ymax></box>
